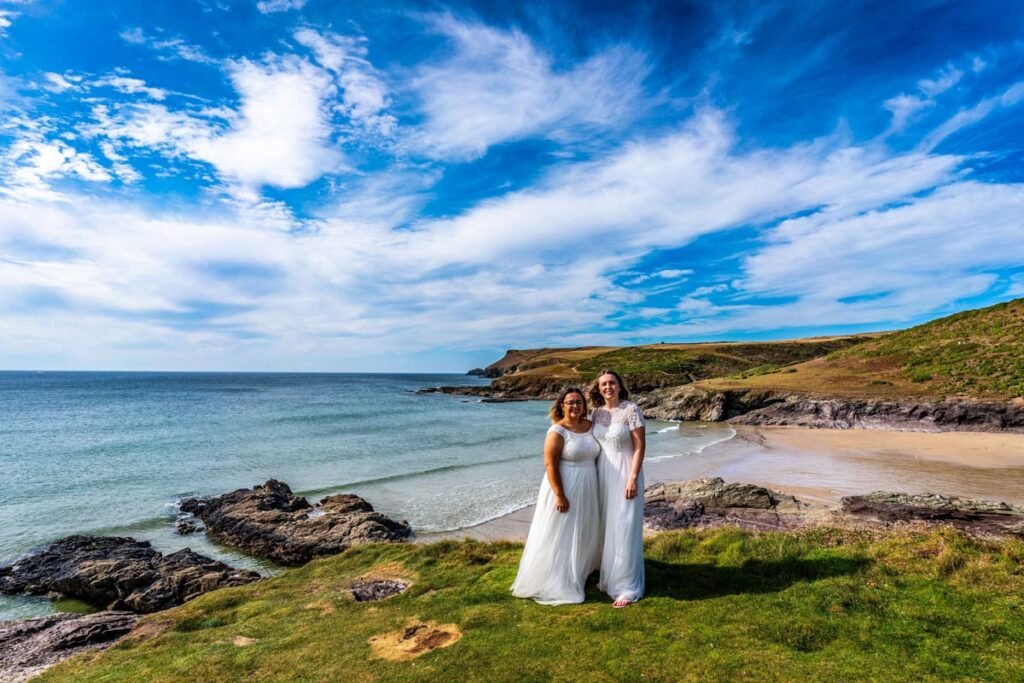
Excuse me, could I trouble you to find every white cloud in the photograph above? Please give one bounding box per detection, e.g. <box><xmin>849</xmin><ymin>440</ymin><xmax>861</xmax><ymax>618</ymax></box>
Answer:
<box><xmin>192</xmin><ymin>56</ymin><xmax>342</xmax><ymax>188</ymax></box>
<box><xmin>0</xmin><ymin>10</ymin><xmax>16</xmax><ymax>36</ymax></box>
<box><xmin>42</xmin><ymin>73</ymin><xmax>76</xmax><ymax>93</ymax></box>
<box><xmin>883</xmin><ymin>94</ymin><xmax>933</xmax><ymax>132</ymax></box>
<box><xmin>92</xmin><ymin>75</ymin><xmax>167</xmax><ymax>101</ymax></box>
<box><xmin>119</xmin><ymin>27</ymin><xmax>217</xmax><ymax>64</ymax></box>
<box><xmin>256</xmin><ymin>0</ymin><xmax>307</xmax><ymax>13</ymax></box>
<box><xmin>2</xmin><ymin>68</ymin><xmax>1021</xmax><ymax>368</ymax></box>
<box><xmin>920</xmin><ymin>80</ymin><xmax>1024</xmax><ymax>151</ymax></box>
<box><xmin>883</xmin><ymin>61</ymin><xmax>974</xmax><ymax>133</ymax></box>
<box><xmin>917</xmin><ymin>64</ymin><xmax>962</xmax><ymax>97</ymax></box>
<box><xmin>656</xmin><ymin>269</ymin><xmax>693</xmax><ymax>279</ymax></box>
<box><xmin>86</xmin><ymin>54</ymin><xmax>343</xmax><ymax>192</ymax></box>
<box><xmin>1007</xmin><ymin>274</ymin><xmax>1024</xmax><ymax>297</ymax></box>
<box><xmin>406</xmin><ymin>14</ymin><xmax>650</xmax><ymax>160</ymax></box>
<box><xmin>293</xmin><ymin>28</ymin><xmax>396</xmax><ymax>136</ymax></box>
<box><xmin>0</xmin><ymin>129</ymin><xmax>111</xmax><ymax>200</ymax></box>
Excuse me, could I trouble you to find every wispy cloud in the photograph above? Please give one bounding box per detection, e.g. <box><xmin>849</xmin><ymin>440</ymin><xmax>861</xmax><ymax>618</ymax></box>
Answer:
<box><xmin>293</xmin><ymin>28</ymin><xmax>396</xmax><ymax>136</ymax></box>
<box><xmin>120</xmin><ymin>27</ymin><xmax>217</xmax><ymax>64</ymax></box>
<box><xmin>406</xmin><ymin>14</ymin><xmax>650</xmax><ymax>160</ymax></box>
<box><xmin>256</xmin><ymin>0</ymin><xmax>307</xmax><ymax>13</ymax></box>
<box><xmin>920</xmin><ymin>80</ymin><xmax>1024</xmax><ymax>151</ymax></box>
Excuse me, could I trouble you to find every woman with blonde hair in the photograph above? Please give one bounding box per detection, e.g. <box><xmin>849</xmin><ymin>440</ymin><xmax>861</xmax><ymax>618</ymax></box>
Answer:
<box><xmin>590</xmin><ymin>369</ymin><xmax>646</xmax><ymax>607</ymax></box>
<box><xmin>511</xmin><ymin>387</ymin><xmax>601</xmax><ymax>605</ymax></box>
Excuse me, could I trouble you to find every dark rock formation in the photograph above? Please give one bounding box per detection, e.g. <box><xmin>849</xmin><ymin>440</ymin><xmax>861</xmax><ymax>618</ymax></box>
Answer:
<box><xmin>466</xmin><ymin>368</ymin><xmax>486</xmax><ymax>376</ymax></box>
<box><xmin>644</xmin><ymin>478</ymin><xmax>812</xmax><ymax>533</ymax></box>
<box><xmin>179</xmin><ymin>480</ymin><xmax>412</xmax><ymax>566</ymax></box>
<box><xmin>0</xmin><ymin>611</ymin><xmax>139</xmax><ymax>683</ymax></box>
<box><xmin>418</xmin><ymin>373</ymin><xmax>582</xmax><ymax>402</ymax></box>
<box><xmin>636</xmin><ymin>386</ymin><xmax>1024</xmax><ymax>433</ymax></box>
<box><xmin>841</xmin><ymin>492</ymin><xmax>1024</xmax><ymax>537</ymax></box>
<box><xmin>350</xmin><ymin>579</ymin><xmax>408</xmax><ymax>602</ymax></box>
<box><xmin>418</xmin><ymin>385</ymin><xmax>521</xmax><ymax>401</ymax></box>
<box><xmin>0</xmin><ymin>536</ymin><xmax>260</xmax><ymax>613</ymax></box>
<box><xmin>175</xmin><ymin>517</ymin><xmax>203</xmax><ymax>535</ymax></box>
<box><xmin>644</xmin><ymin>478</ymin><xmax>1024</xmax><ymax>539</ymax></box>
<box><xmin>728</xmin><ymin>394</ymin><xmax>1024</xmax><ymax>432</ymax></box>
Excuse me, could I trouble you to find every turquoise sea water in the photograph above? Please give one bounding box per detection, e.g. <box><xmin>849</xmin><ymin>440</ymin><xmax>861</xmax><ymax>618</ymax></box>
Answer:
<box><xmin>0</xmin><ymin>371</ymin><xmax>732</xmax><ymax>620</ymax></box>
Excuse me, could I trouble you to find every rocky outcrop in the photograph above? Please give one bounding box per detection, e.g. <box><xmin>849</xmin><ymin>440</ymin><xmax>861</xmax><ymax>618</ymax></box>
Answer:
<box><xmin>841</xmin><ymin>492</ymin><xmax>1024</xmax><ymax>537</ymax></box>
<box><xmin>635</xmin><ymin>385</ymin><xmax>737</xmax><ymax>421</ymax></box>
<box><xmin>644</xmin><ymin>478</ymin><xmax>1024</xmax><ymax>538</ymax></box>
<box><xmin>179</xmin><ymin>480</ymin><xmax>412</xmax><ymax>566</ymax></box>
<box><xmin>729</xmin><ymin>394</ymin><xmax>1024</xmax><ymax>432</ymax></box>
<box><xmin>636</xmin><ymin>386</ymin><xmax>1024</xmax><ymax>433</ymax></box>
<box><xmin>418</xmin><ymin>375</ymin><xmax>573</xmax><ymax>402</ymax></box>
<box><xmin>417</xmin><ymin>385</ymin><xmax>534</xmax><ymax>402</ymax></box>
<box><xmin>0</xmin><ymin>611</ymin><xmax>139</xmax><ymax>683</ymax></box>
<box><xmin>0</xmin><ymin>536</ymin><xmax>259</xmax><ymax>613</ymax></box>
<box><xmin>644</xmin><ymin>478</ymin><xmax>813</xmax><ymax>533</ymax></box>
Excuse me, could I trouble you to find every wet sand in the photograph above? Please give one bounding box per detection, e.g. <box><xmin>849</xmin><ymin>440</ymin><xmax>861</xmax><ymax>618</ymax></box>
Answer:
<box><xmin>423</xmin><ymin>425</ymin><xmax>1024</xmax><ymax>542</ymax></box>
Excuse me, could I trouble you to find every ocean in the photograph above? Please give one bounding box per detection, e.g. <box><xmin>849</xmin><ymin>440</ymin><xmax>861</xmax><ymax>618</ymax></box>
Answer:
<box><xmin>0</xmin><ymin>371</ymin><xmax>733</xmax><ymax>620</ymax></box>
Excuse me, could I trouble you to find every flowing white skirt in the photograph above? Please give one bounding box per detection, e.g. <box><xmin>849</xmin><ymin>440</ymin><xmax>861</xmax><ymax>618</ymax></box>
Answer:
<box><xmin>598</xmin><ymin>451</ymin><xmax>645</xmax><ymax>602</ymax></box>
<box><xmin>511</xmin><ymin>461</ymin><xmax>601</xmax><ymax>605</ymax></box>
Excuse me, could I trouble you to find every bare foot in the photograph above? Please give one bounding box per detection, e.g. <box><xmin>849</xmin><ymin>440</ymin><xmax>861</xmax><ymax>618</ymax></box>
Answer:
<box><xmin>612</xmin><ymin>598</ymin><xmax>632</xmax><ymax>608</ymax></box>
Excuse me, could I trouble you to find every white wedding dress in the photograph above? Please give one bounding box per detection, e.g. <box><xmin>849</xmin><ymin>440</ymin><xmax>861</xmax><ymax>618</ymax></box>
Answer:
<box><xmin>511</xmin><ymin>423</ymin><xmax>601</xmax><ymax>605</ymax></box>
<box><xmin>593</xmin><ymin>400</ymin><xmax>645</xmax><ymax>602</ymax></box>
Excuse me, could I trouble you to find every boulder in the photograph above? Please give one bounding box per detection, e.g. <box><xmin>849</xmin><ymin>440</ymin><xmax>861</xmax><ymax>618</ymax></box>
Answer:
<box><xmin>644</xmin><ymin>478</ymin><xmax>811</xmax><ymax>532</ymax></box>
<box><xmin>0</xmin><ymin>611</ymin><xmax>139</xmax><ymax>683</ymax></box>
<box><xmin>179</xmin><ymin>480</ymin><xmax>412</xmax><ymax>565</ymax></box>
<box><xmin>0</xmin><ymin>535</ymin><xmax>260</xmax><ymax>613</ymax></box>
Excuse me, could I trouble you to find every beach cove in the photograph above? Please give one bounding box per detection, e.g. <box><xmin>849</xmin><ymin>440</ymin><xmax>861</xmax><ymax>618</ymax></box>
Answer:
<box><xmin>434</xmin><ymin>425</ymin><xmax>1024</xmax><ymax>542</ymax></box>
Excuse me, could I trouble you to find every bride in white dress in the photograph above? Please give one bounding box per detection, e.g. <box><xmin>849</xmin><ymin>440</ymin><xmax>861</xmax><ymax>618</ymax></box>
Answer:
<box><xmin>590</xmin><ymin>369</ymin><xmax>646</xmax><ymax>607</ymax></box>
<box><xmin>511</xmin><ymin>388</ymin><xmax>601</xmax><ymax>605</ymax></box>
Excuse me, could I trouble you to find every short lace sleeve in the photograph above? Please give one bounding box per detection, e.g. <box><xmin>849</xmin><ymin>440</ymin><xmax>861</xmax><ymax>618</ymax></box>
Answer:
<box><xmin>547</xmin><ymin>424</ymin><xmax>568</xmax><ymax>439</ymax></box>
<box><xmin>626</xmin><ymin>403</ymin><xmax>645</xmax><ymax>430</ymax></box>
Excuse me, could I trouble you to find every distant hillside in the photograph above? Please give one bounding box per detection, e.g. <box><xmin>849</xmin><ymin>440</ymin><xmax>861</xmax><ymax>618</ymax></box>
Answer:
<box><xmin>483</xmin><ymin>337</ymin><xmax>871</xmax><ymax>394</ymax></box>
<box><xmin>699</xmin><ymin>298</ymin><xmax>1024</xmax><ymax>400</ymax></box>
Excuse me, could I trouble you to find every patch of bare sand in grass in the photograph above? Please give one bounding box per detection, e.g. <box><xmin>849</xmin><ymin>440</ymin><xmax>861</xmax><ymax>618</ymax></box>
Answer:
<box><xmin>368</xmin><ymin>620</ymin><xmax>462</xmax><ymax>660</ymax></box>
<box><xmin>231</xmin><ymin>636</ymin><xmax>257</xmax><ymax>647</ymax></box>
<box><xmin>125</xmin><ymin>619</ymin><xmax>173</xmax><ymax>643</ymax></box>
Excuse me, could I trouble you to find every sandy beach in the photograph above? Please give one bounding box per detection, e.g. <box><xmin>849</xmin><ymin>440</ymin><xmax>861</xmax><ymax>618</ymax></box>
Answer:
<box><xmin>427</xmin><ymin>425</ymin><xmax>1024</xmax><ymax>542</ymax></box>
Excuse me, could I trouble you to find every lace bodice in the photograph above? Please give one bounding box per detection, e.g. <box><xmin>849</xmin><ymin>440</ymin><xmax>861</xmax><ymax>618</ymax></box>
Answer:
<box><xmin>591</xmin><ymin>401</ymin><xmax>645</xmax><ymax>458</ymax></box>
<box><xmin>548</xmin><ymin>424</ymin><xmax>600</xmax><ymax>463</ymax></box>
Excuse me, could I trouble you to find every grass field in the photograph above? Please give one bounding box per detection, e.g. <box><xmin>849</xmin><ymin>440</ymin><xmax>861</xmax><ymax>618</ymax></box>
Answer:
<box><xmin>43</xmin><ymin>527</ymin><xmax>1024</xmax><ymax>682</ymax></box>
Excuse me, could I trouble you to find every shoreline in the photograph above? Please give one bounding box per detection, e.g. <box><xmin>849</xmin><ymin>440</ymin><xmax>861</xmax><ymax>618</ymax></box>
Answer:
<box><xmin>423</xmin><ymin>424</ymin><xmax>1024</xmax><ymax>542</ymax></box>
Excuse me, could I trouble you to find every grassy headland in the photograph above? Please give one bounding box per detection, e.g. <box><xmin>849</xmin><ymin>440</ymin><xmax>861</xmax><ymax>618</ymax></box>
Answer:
<box><xmin>488</xmin><ymin>337</ymin><xmax>868</xmax><ymax>393</ymax></box>
<box><xmin>43</xmin><ymin>528</ymin><xmax>1024</xmax><ymax>682</ymax></box>
<box><xmin>483</xmin><ymin>298</ymin><xmax>1024</xmax><ymax>401</ymax></box>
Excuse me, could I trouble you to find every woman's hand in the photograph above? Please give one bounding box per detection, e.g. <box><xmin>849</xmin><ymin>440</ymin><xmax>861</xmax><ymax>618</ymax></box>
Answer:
<box><xmin>555</xmin><ymin>495</ymin><xmax>570</xmax><ymax>513</ymax></box>
<box><xmin>624</xmin><ymin>476</ymin><xmax>638</xmax><ymax>500</ymax></box>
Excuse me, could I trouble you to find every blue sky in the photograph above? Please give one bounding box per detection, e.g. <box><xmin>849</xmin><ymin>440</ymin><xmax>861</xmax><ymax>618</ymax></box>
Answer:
<box><xmin>1</xmin><ymin>0</ymin><xmax>1023</xmax><ymax>372</ymax></box>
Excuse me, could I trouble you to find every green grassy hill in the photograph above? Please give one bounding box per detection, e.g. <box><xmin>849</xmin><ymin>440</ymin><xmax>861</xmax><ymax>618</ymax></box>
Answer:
<box><xmin>43</xmin><ymin>528</ymin><xmax>1024</xmax><ymax>682</ymax></box>
<box><xmin>486</xmin><ymin>298</ymin><xmax>1024</xmax><ymax>401</ymax></box>
<box><xmin>830</xmin><ymin>297</ymin><xmax>1024</xmax><ymax>399</ymax></box>
<box><xmin>487</xmin><ymin>338</ymin><xmax>869</xmax><ymax>393</ymax></box>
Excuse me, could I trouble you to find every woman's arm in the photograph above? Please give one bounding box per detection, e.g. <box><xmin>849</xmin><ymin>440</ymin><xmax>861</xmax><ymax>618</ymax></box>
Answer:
<box><xmin>625</xmin><ymin>424</ymin><xmax>646</xmax><ymax>500</ymax></box>
<box><xmin>544</xmin><ymin>430</ymin><xmax>570</xmax><ymax>512</ymax></box>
